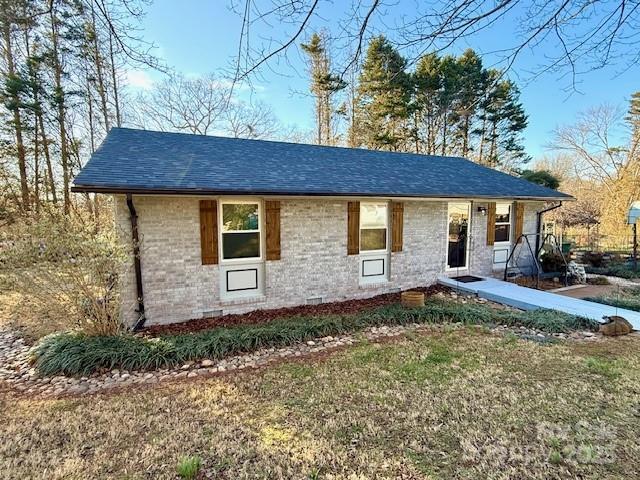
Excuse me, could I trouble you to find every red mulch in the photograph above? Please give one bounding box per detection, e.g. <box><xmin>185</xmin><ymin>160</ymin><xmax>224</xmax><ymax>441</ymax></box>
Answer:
<box><xmin>141</xmin><ymin>284</ymin><xmax>449</xmax><ymax>336</ymax></box>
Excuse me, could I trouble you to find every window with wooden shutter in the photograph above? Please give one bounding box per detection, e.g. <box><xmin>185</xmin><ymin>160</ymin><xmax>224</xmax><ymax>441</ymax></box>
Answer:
<box><xmin>514</xmin><ymin>201</ymin><xmax>525</xmax><ymax>243</ymax></box>
<box><xmin>486</xmin><ymin>202</ymin><xmax>496</xmax><ymax>246</ymax></box>
<box><xmin>265</xmin><ymin>200</ymin><xmax>281</xmax><ymax>260</ymax></box>
<box><xmin>391</xmin><ymin>202</ymin><xmax>404</xmax><ymax>252</ymax></box>
<box><xmin>347</xmin><ymin>201</ymin><xmax>360</xmax><ymax>255</ymax></box>
<box><xmin>199</xmin><ymin>200</ymin><xmax>218</xmax><ymax>265</ymax></box>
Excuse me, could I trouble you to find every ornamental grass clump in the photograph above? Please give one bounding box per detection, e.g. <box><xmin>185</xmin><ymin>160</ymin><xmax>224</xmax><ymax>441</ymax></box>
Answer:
<box><xmin>32</xmin><ymin>297</ymin><xmax>597</xmax><ymax>377</ymax></box>
<box><xmin>0</xmin><ymin>212</ymin><xmax>130</xmax><ymax>337</ymax></box>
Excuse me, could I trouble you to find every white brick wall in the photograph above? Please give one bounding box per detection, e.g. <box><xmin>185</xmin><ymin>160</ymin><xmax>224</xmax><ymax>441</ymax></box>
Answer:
<box><xmin>115</xmin><ymin>196</ymin><xmax>541</xmax><ymax>326</ymax></box>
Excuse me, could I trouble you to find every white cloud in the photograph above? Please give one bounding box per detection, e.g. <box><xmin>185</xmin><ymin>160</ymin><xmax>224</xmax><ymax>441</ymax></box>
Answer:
<box><xmin>125</xmin><ymin>69</ymin><xmax>154</xmax><ymax>90</ymax></box>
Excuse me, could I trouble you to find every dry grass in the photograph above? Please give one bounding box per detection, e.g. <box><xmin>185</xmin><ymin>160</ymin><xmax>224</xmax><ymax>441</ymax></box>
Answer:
<box><xmin>0</xmin><ymin>290</ymin><xmax>69</xmax><ymax>342</ymax></box>
<box><xmin>1</xmin><ymin>329</ymin><xmax>639</xmax><ymax>479</ymax></box>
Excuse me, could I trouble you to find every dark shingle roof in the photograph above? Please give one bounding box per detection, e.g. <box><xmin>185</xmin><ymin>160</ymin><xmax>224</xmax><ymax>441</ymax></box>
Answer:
<box><xmin>72</xmin><ymin>127</ymin><xmax>571</xmax><ymax>200</ymax></box>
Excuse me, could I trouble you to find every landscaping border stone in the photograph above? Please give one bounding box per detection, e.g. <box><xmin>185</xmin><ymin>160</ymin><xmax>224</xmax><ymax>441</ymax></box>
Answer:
<box><xmin>0</xmin><ymin>294</ymin><xmax>609</xmax><ymax>399</ymax></box>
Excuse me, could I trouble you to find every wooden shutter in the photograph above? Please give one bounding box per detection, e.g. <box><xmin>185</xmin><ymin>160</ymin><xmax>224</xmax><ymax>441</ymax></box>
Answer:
<box><xmin>391</xmin><ymin>201</ymin><xmax>404</xmax><ymax>252</ymax></box>
<box><xmin>486</xmin><ymin>202</ymin><xmax>496</xmax><ymax>246</ymax></box>
<box><xmin>265</xmin><ymin>200</ymin><xmax>281</xmax><ymax>260</ymax></box>
<box><xmin>199</xmin><ymin>200</ymin><xmax>218</xmax><ymax>265</ymax></box>
<box><xmin>347</xmin><ymin>201</ymin><xmax>360</xmax><ymax>255</ymax></box>
<box><xmin>514</xmin><ymin>201</ymin><xmax>525</xmax><ymax>244</ymax></box>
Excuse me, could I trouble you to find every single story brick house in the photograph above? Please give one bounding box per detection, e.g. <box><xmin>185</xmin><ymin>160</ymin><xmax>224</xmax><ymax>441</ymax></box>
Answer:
<box><xmin>72</xmin><ymin>128</ymin><xmax>571</xmax><ymax>328</ymax></box>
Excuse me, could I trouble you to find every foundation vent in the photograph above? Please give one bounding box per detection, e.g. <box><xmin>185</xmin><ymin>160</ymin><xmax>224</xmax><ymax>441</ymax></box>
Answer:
<box><xmin>306</xmin><ymin>296</ymin><xmax>323</xmax><ymax>305</ymax></box>
<box><xmin>202</xmin><ymin>309</ymin><xmax>223</xmax><ymax>318</ymax></box>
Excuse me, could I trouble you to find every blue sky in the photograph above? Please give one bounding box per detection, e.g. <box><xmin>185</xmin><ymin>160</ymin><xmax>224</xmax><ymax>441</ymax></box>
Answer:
<box><xmin>129</xmin><ymin>1</ymin><xmax>639</xmax><ymax>160</ymax></box>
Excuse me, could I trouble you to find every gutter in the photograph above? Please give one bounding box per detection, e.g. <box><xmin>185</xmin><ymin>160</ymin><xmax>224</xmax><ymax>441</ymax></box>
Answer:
<box><xmin>71</xmin><ymin>185</ymin><xmax>574</xmax><ymax>203</ymax></box>
<box><xmin>126</xmin><ymin>193</ymin><xmax>146</xmax><ymax>330</ymax></box>
<box><xmin>535</xmin><ymin>202</ymin><xmax>563</xmax><ymax>254</ymax></box>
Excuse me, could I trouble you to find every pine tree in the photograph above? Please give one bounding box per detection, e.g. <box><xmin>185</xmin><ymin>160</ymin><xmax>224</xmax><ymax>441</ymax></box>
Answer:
<box><xmin>626</xmin><ymin>91</ymin><xmax>640</xmax><ymax>162</ymax></box>
<box><xmin>437</xmin><ymin>55</ymin><xmax>459</xmax><ymax>156</ymax></box>
<box><xmin>351</xmin><ymin>36</ymin><xmax>412</xmax><ymax>151</ymax></box>
<box><xmin>454</xmin><ymin>49</ymin><xmax>484</xmax><ymax>157</ymax></box>
<box><xmin>1</xmin><ymin>0</ymin><xmax>31</xmax><ymax>211</ymax></box>
<box><xmin>301</xmin><ymin>32</ymin><xmax>346</xmax><ymax>145</ymax></box>
<box><xmin>414</xmin><ymin>53</ymin><xmax>441</xmax><ymax>154</ymax></box>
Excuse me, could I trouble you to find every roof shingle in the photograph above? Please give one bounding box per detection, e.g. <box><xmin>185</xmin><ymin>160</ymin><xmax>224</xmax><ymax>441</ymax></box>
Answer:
<box><xmin>72</xmin><ymin>127</ymin><xmax>571</xmax><ymax>200</ymax></box>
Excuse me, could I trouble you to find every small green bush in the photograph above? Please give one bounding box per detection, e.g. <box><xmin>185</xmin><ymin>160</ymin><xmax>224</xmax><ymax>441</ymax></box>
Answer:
<box><xmin>176</xmin><ymin>455</ymin><xmax>201</xmax><ymax>480</ymax></box>
<box><xmin>582</xmin><ymin>251</ymin><xmax>606</xmax><ymax>268</ymax></box>
<box><xmin>540</xmin><ymin>252</ymin><xmax>566</xmax><ymax>273</ymax></box>
<box><xmin>32</xmin><ymin>299</ymin><xmax>597</xmax><ymax>377</ymax></box>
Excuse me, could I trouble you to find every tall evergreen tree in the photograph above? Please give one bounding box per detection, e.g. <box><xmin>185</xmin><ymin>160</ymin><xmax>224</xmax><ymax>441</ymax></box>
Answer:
<box><xmin>453</xmin><ymin>49</ymin><xmax>484</xmax><ymax>157</ymax></box>
<box><xmin>351</xmin><ymin>36</ymin><xmax>412</xmax><ymax>151</ymax></box>
<box><xmin>414</xmin><ymin>53</ymin><xmax>441</xmax><ymax>154</ymax></box>
<box><xmin>301</xmin><ymin>32</ymin><xmax>346</xmax><ymax>145</ymax></box>
<box><xmin>1</xmin><ymin>0</ymin><xmax>31</xmax><ymax>211</ymax></box>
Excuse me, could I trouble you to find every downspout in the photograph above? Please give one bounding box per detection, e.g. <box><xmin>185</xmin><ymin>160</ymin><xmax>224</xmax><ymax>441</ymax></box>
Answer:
<box><xmin>126</xmin><ymin>193</ymin><xmax>146</xmax><ymax>330</ymax></box>
<box><xmin>535</xmin><ymin>202</ymin><xmax>563</xmax><ymax>255</ymax></box>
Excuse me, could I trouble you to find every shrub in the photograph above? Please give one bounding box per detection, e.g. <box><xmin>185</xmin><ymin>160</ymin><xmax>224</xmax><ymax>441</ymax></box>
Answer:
<box><xmin>582</xmin><ymin>251</ymin><xmax>606</xmax><ymax>268</ymax></box>
<box><xmin>32</xmin><ymin>299</ymin><xmax>597</xmax><ymax>377</ymax></box>
<box><xmin>540</xmin><ymin>252</ymin><xmax>566</xmax><ymax>273</ymax></box>
<box><xmin>176</xmin><ymin>456</ymin><xmax>202</xmax><ymax>480</ymax></box>
<box><xmin>0</xmin><ymin>212</ymin><xmax>130</xmax><ymax>336</ymax></box>
<box><xmin>585</xmin><ymin>263</ymin><xmax>640</xmax><ymax>279</ymax></box>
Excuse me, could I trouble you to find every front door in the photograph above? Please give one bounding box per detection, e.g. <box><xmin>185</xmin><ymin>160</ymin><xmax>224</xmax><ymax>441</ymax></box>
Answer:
<box><xmin>447</xmin><ymin>203</ymin><xmax>470</xmax><ymax>269</ymax></box>
<box><xmin>492</xmin><ymin>203</ymin><xmax>513</xmax><ymax>270</ymax></box>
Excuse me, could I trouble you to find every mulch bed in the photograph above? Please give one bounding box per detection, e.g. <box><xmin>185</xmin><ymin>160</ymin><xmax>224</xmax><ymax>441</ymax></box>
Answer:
<box><xmin>142</xmin><ymin>284</ymin><xmax>449</xmax><ymax>336</ymax></box>
<box><xmin>514</xmin><ymin>277</ymin><xmax>565</xmax><ymax>291</ymax></box>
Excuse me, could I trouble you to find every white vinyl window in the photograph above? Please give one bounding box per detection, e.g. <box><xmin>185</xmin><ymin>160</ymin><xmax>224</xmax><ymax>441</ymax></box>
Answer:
<box><xmin>494</xmin><ymin>203</ymin><xmax>511</xmax><ymax>243</ymax></box>
<box><xmin>360</xmin><ymin>203</ymin><xmax>388</xmax><ymax>252</ymax></box>
<box><xmin>220</xmin><ymin>201</ymin><xmax>261</xmax><ymax>260</ymax></box>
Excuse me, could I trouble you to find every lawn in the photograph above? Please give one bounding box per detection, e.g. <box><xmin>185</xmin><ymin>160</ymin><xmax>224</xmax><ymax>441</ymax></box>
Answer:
<box><xmin>2</xmin><ymin>328</ymin><xmax>639</xmax><ymax>479</ymax></box>
<box><xmin>586</xmin><ymin>287</ymin><xmax>640</xmax><ymax>312</ymax></box>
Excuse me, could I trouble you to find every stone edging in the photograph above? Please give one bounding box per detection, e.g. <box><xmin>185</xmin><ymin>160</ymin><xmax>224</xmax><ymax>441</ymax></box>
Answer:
<box><xmin>586</xmin><ymin>273</ymin><xmax>640</xmax><ymax>287</ymax></box>
<box><xmin>0</xmin><ymin>319</ymin><xmax>602</xmax><ymax>399</ymax></box>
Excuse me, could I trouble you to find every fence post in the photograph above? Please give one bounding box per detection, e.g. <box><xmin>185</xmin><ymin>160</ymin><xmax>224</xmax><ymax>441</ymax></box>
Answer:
<box><xmin>634</xmin><ymin>223</ymin><xmax>638</xmax><ymax>271</ymax></box>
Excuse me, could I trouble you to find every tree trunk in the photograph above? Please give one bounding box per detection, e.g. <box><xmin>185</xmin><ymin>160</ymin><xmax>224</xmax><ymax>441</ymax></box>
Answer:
<box><xmin>478</xmin><ymin>117</ymin><xmax>487</xmax><ymax>165</ymax></box>
<box><xmin>3</xmin><ymin>23</ymin><xmax>30</xmax><ymax>211</ymax></box>
<box><xmin>414</xmin><ymin>110</ymin><xmax>420</xmax><ymax>154</ymax></box>
<box><xmin>91</xmin><ymin>2</ymin><xmax>110</xmax><ymax>131</ymax></box>
<box><xmin>33</xmin><ymin>113</ymin><xmax>40</xmax><ymax>212</ymax></box>
<box><xmin>24</xmin><ymin>28</ymin><xmax>39</xmax><ymax>211</ymax></box>
<box><xmin>316</xmin><ymin>94</ymin><xmax>322</xmax><ymax>144</ymax></box>
<box><xmin>87</xmin><ymin>73</ymin><xmax>96</xmax><ymax>153</ymax></box>
<box><xmin>38</xmin><ymin>113</ymin><xmax>57</xmax><ymax>203</ymax></box>
<box><xmin>50</xmin><ymin>8</ymin><xmax>71</xmax><ymax>215</ymax></box>
<box><xmin>462</xmin><ymin>114</ymin><xmax>470</xmax><ymax>157</ymax></box>
<box><xmin>441</xmin><ymin>113</ymin><xmax>448</xmax><ymax>156</ymax></box>
<box><xmin>488</xmin><ymin>120</ymin><xmax>498</xmax><ymax>165</ymax></box>
<box><xmin>108</xmin><ymin>31</ymin><xmax>121</xmax><ymax>127</ymax></box>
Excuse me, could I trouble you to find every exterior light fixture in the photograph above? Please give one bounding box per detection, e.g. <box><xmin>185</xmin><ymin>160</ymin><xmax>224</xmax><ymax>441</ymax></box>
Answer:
<box><xmin>477</xmin><ymin>206</ymin><xmax>487</xmax><ymax>216</ymax></box>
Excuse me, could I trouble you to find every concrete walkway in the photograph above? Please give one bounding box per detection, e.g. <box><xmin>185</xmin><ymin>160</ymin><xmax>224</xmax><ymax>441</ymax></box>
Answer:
<box><xmin>438</xmin><ymin>276</ymin><xmax>640</xmax><ymax>330</ymax></box>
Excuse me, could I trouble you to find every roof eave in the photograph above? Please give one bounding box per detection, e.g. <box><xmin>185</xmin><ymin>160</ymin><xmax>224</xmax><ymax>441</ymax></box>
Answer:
<box><xmin>71</xmin><ymin>184</ymin><xmax>574</xmax><ymax>202</ymax></box>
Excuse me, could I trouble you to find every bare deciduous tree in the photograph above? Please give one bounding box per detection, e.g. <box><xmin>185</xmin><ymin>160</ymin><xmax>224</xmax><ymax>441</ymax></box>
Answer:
<box><xmin>228</xmin><ymin>1</ymin><xmax>640</xmax><ymax>90</ymax></box>
<box><xmin>549</xmin><ymin>99</ymin><xmax>640</xmax><ymax>237</ymax></box>
<box><xmin>222</xmin><ymin>100</ymin><xmax>278</xmax><ymax>139</ymax></box>
<box><xmin>131</xmin><ymin>72</ymin><xmax>282</xmax><ymax>139</ymax></box>
<box><xmin>550</xmin><ymin>105</ymin><xmax>629</xmax><ymax>190</ymax></box>
<box><xmin>132</xmin><ymin>73</ymin><xmax>229</xmax><ymax>135</ymax></box>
